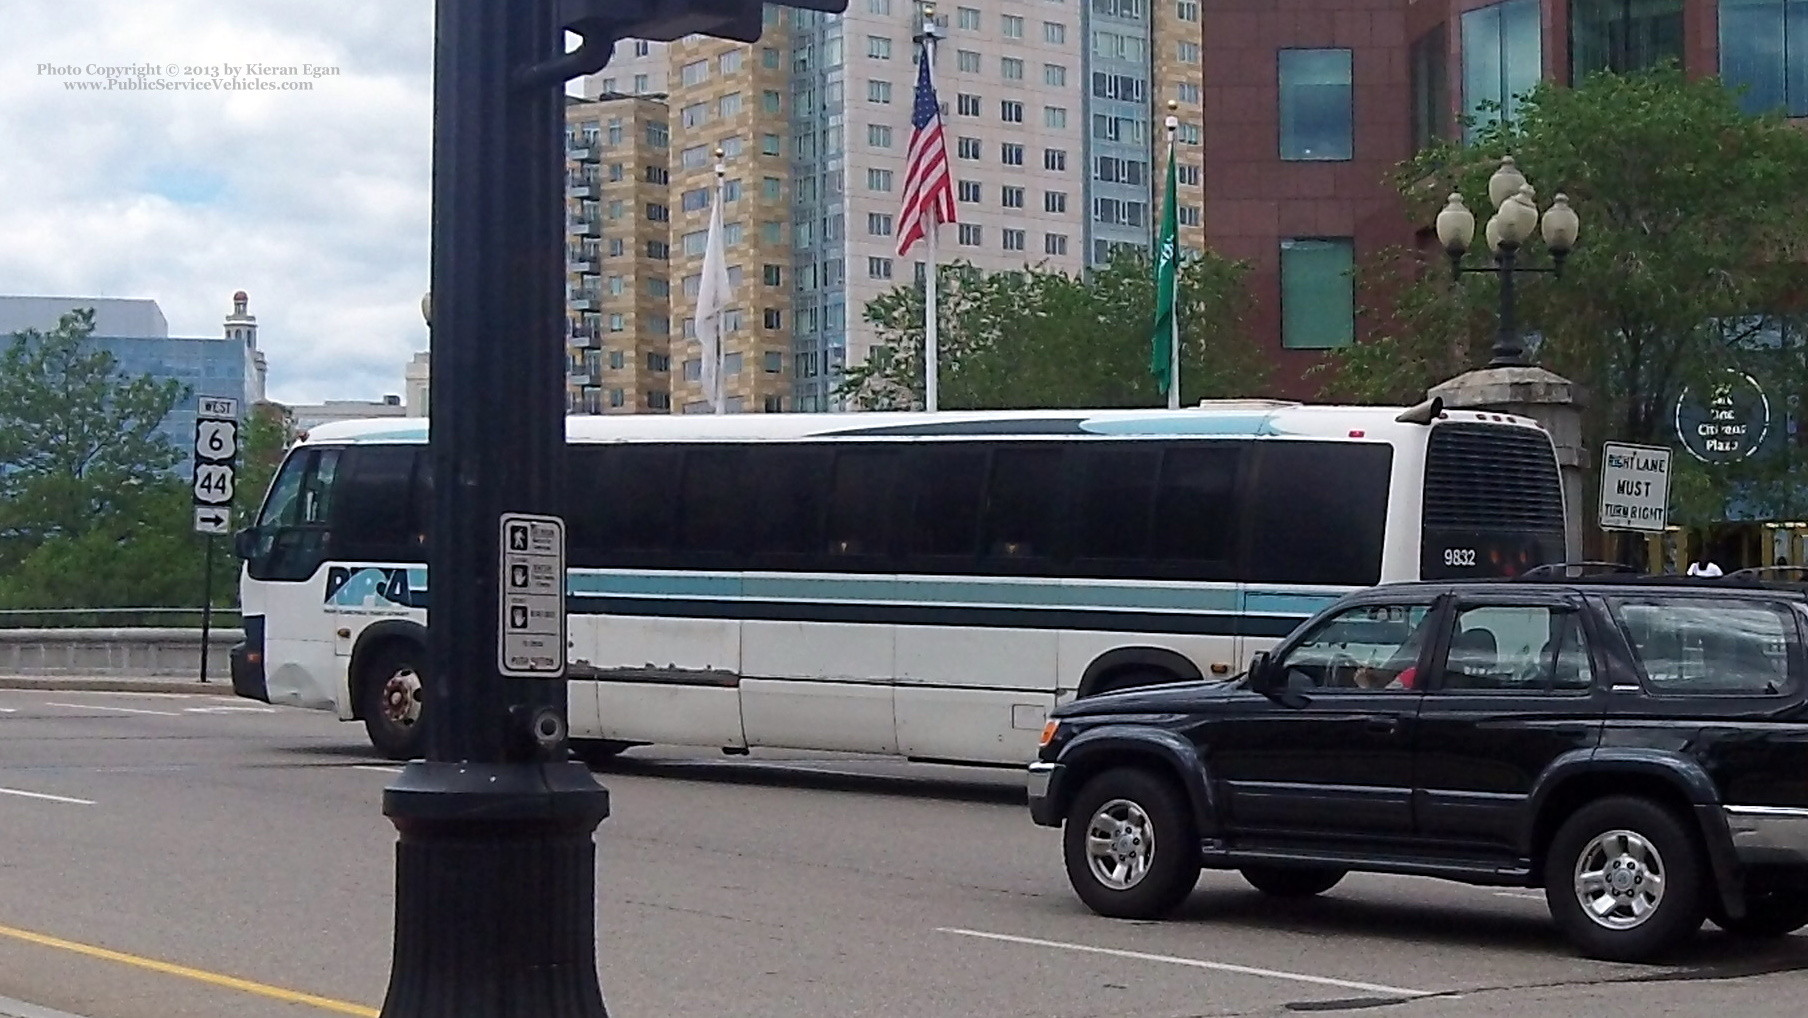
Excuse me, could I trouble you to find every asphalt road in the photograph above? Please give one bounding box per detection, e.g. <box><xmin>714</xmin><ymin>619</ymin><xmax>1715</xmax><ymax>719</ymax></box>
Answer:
<box><xmin>2</xmin><ymin>688</ymin><xmax>1808</xmax><ymax>1018</ymax></box>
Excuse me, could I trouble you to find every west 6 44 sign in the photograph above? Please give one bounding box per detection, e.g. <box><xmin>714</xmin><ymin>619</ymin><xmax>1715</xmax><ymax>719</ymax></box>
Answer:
<box><xmin>191</xmin><ymin>396</ymin><xmax>240</xmax><ymax>535</ymax></box>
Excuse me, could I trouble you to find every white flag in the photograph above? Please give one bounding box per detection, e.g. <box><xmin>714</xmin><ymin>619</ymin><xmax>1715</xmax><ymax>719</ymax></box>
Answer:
<box><xmin>696</xmin><ymin>178</ymin><xmax>732</xmax><ymax>414</ymax></box>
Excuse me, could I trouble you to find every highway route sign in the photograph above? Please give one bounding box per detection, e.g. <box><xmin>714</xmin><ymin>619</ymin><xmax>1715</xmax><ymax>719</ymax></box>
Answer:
<box><xmin>191</xmin><ymin>396</ymin><xmax>241</xmax><ymax>528</ymax></box>
<box><xmin>498</xmin><ymin>513</ymin><xmax>566</xmax><ymax>677</ymax></box>
<box><xmin>193</xmin><ymin>506</ymin><xmax>232</xmax><ymax>535</ymax></box>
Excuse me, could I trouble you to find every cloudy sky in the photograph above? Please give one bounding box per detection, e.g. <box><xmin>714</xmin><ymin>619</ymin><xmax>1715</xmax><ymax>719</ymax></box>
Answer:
<box><xmin>4</xmin><ymin>2</ymin><xmax>446</xmax><ymax>405</ymax></box>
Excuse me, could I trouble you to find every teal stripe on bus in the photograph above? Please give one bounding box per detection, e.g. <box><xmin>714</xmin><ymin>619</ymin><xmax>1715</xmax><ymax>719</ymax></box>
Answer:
<box><xmin>566</xmin><ymin>570</ymin><xmax>1262</xmax><ymax>613</ymax></box>
<box><xmin>365</xmin><ymin>566</ymin><xmax>1340</xmax><ymax>621</ymax></box>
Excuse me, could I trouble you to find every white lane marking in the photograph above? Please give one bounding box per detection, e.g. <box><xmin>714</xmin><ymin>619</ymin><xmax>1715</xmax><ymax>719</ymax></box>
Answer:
<box><xmin>0</xmin><ymin>708</ymin><xmax>15</xmax><ymax>713</ymax></box>
<box><xmin>0</xmin><ymin>993</ymin><xmax>94</xmax><ymax>1018</ymax></box>
<box><xmin>43</xmin><ymin>702</ymin><xmax>181</xmax><ymax>717</ymax></box>
<box><xmin>353</xmin><ymin>765</ymin><xmax>405</xmax><ymax>774</ymax></box>
<box><xmin>183</xmin><ymin>706</ymin><xmax>278</xmax><ymax>714</ymax></box>
<box><xmin>0</xmin><ymin>787</ymin><xmax>95</xmax><ymax>806</ymax></box>
<box><xmin>936</xmin><ymin>928</ymin><xmax>1430</xmax><ymax>998</ymax></box>
<box><xmin>46</xmin><ymin>691</ymin><xmax>195</xmax><ymax>699</ymax></box>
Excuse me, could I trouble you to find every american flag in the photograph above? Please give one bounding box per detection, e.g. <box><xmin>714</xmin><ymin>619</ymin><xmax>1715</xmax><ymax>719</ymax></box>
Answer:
<box><xmin>896</xmin><ymin>46</ymin><xmax>956</xmax><ymax>257</ymax></box>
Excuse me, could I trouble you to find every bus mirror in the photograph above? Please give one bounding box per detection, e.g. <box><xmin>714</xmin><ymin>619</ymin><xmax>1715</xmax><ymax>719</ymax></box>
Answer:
<box><xmin>231</xmin><ymin>528</ymin><xmax>258</xmax><ymax>560</ymax></box>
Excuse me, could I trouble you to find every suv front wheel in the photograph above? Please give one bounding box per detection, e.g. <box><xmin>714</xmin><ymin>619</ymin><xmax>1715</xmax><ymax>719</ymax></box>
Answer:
<box><xmin>1062</xmin><ymin>768</ymin><xmax>1200</xmax><ymax>919</ymax></box>
<box><xmin>1545</xmin><ymin>796</ymin><xmax>1706</xmax><ymax>961</ymax></box>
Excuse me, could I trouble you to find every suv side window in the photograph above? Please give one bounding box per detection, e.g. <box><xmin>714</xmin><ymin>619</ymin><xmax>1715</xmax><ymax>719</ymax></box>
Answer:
<box><xmin>1274</xmin><ymin>603</ymin><xmax>1433</xmax><ymax>692</ymax></box>
<box><xmin>1610</xmin><ymin>597</ymin><xmax>1794</xmax><ymax>696</ymax></box>
<box><xmin>1440</xmin><ymin>605</ymin><xmax>1593</xmax><ymax>692</ymax></box>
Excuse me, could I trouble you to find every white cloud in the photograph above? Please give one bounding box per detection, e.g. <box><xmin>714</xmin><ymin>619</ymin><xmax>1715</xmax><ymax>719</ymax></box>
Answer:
<box><xmin>2</xmin><ymin>1</ymin><xmax>436</xmax><ymax>404</ymax></box>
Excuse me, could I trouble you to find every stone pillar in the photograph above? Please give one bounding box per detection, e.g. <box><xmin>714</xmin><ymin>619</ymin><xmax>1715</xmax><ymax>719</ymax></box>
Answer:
<box><xmin>1429</xmin><ymin>366</ymin><xmax>1589</xmax><ymax>562</ymax></box>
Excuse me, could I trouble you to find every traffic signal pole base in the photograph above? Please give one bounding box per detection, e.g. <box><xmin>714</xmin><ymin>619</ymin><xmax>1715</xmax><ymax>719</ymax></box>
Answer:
<box><xmin>380</xmin><ymin>762</ymin><xmax>611</xmax><ymax>1018</ymax></box>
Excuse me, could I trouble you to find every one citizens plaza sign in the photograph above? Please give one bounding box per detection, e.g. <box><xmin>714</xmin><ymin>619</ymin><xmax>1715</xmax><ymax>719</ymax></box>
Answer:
<box><xmin>1676</xmin><ymin>370</ymin><xmax>1772</xmax><ymax>463</ymax></box>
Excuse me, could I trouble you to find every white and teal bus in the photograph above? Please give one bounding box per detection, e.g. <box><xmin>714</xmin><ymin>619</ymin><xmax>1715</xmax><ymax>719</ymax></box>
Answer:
<box><xmin>230</xmin><ymin>401</ymin><xmax>1568</xmax><ymax>764</ymax></box>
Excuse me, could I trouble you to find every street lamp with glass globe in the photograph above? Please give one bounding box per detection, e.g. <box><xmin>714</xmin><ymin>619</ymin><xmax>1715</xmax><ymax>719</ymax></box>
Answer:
<box><xmin>1435</xmin><ymin>156</ymin><xmax>1581</xmax><ymax>368</ymax></box>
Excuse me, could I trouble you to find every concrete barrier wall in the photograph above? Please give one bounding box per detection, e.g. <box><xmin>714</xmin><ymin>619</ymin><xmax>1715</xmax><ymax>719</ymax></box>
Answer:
<box><xmin>0</xmin><ymin>628</ymin><xmax>243</xmax><ymax>678</ymax></box>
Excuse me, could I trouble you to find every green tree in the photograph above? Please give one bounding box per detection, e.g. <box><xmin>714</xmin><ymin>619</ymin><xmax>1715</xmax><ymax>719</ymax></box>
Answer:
<box><xmin>1318</xmin><ymin>67</ymin><xmax>1808</xmax><ymax>466</ymax></box>
<box><xmin>839</xmin><ymin>250</ymin><xmax>1271</xmax><ymax>410</ymax></box>
<box><xmin>0</xmin><ymin>484</ymin><xmax>206</xmax><ymax>610</ymax></box>
<box><xmin>0</xmin><ymin>310</ymin><xmax>187</xmax><ymax>565</ymax></box>
<box><xmin>0</xmin><ymin>309</ymin><xmax>205</xmax><ymax>610</ymax></box>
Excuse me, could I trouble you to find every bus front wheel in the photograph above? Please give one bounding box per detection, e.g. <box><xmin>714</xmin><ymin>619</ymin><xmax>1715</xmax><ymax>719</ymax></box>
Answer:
<box><xmin>359</xmin><ymin>644</ymin><xmax>427</xmax><ymax>760</ymax></box>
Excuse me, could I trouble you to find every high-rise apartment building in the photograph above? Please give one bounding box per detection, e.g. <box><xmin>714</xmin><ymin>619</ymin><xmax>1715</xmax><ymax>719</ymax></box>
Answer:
<box><xmin>590</xmin><ymin>39</ymin><xmax>670</xmax><ymax>98</ymax></box>
<box><xmin>667</xmin><ymin>26</ymin><xmax>797</xmax><ymax>412</ymax></box>
<box><xmin>570</xmin><ymin>1</ymin><xmax>1209</xmax><ymax>411</ymax></box>
<box><xmin>566</xmin><ymin>95</ymin><xmax>675</xmax><ymax>413</ymax></box>
<box><xmin>1151</xmin><ymin>0</ymin><xmax>1206</xmax><ymax>255</ymax></box>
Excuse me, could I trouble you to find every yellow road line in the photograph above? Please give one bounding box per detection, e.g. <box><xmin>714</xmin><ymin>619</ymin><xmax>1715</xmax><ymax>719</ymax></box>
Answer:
<box><xmin>0</xmin><ymin>922</ymin><xmax>377</xmax><ymax>1017</ymax></box>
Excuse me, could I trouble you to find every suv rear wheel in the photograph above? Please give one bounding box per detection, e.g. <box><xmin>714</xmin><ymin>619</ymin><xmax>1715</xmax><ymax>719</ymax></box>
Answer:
<box><xmin>1544</xmin><ymin>796</ymin><xmax>1706</xmax><ymax>961</ymax></box>
<box><xmin>1062</xmin><ymin>768</ymin><xmax>1199</xmax><ymax>919</ymax></box>
<box><xmin>1240</xmin><ymin>866</ymin><xmax>1346</xmax><ymax>898</ymax></box>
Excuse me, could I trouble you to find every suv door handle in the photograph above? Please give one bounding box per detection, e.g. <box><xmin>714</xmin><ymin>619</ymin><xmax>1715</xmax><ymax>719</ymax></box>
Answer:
<box><xmin>1366</xmin><ymin>716</ymin><xmax>1399</xmax><ymax>734</ymax></box>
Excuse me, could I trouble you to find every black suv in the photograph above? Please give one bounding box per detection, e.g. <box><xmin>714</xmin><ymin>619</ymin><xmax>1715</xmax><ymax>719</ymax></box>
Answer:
<box><xmin>1028</xmin><ymin>571</ymin><xmax>1808</xmax><ymax>961</ymax></box>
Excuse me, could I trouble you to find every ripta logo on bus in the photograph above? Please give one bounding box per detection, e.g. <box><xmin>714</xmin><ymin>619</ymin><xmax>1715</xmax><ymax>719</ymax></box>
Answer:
<box><xmin>323</xmin><ymin>566</ymin><xmax>424</xmax><ymax>611</ymax></box>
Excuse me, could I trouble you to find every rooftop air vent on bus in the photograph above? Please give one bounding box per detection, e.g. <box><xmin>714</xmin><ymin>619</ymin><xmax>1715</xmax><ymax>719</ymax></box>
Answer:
<box><xmin>1395</xmin><ymin>396</ymin><xmax>1445</xmax><ymax>426</ymax></box>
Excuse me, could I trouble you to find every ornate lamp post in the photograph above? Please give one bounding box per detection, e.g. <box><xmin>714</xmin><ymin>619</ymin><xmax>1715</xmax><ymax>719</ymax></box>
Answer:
<box><xmin>1435</xmin><ymin>156</ymin><xmax>1582</xmax><ymax>368</ymax></box>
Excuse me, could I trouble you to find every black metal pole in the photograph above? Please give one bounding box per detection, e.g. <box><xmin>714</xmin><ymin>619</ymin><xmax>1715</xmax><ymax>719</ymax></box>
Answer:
<box><xmin>199</xmin><ymin>535</ymin><xmax>214</xmax><ymax>684</ymax></box>
<box><xmin>379</xmin><ymin>1</ymin><xmax>610</xmax><ymax>1015</ymax></box>
<box><xmin>1490</xmin><ymin>245</ymin><xmax>1524</xmax><ymax>368</ymax></box>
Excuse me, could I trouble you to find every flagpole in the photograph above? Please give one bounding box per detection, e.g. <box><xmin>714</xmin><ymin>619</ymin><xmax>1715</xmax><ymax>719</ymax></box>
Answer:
<box><xmin>921</xmin><ymin>3</ymin><xmax>941</xmax><ymax>413</ymax></box>
<box><xmin>926</xmin><ymin>214</ymin><xmax>939</xmax><ymax>413</ymax></box>
<box><xmin>712</xmin><ymin>151</ymin><xmax>726</xmax><ymax>414</ymax></box>
<box><xmin>1163</xmin><ymin>109</ymin><xmax>1179</xmax><ymax>411</ymax></box>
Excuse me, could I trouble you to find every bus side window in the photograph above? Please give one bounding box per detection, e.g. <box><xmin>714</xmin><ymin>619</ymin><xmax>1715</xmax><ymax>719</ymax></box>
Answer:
<box><xmin>584</xmin><ymin>445</ymin><xmax>680</xmax><ymax>566</ymax></box>
<box><xmin>747</xmin><ymin>445</ymin><xmax>831</xmax><ymax>568</ymax></box>
<box><xmin>902</xmin><ymin>443</ymin><xmax>988</xmax><ymax>569</ymax></box>
<box><xmin>1149</xmin><ymin>442</ymin><xmax>1242</xmax><ymax>581</ymax></box>
<box><xmin>1068</xmin><ymin>442</ymin><xmax>1160</xmax><ymax>578</ymax></box>
<box><xmin>679</xmin><ymin>445</ymin><xmax>747</xmax><ymax>565</ymax></box>
<box><xmin>331</xmin><ymin>446</ymin><xmax>418</xmax><ymax>563</ymax></box>
<box><xmin>825</xmin><ymin>447</ymin><xmax>896</xmax><ymax>567</ymax></box>
<box><xmin>410</xmin><ymin>452</ymin><xmax>432</xmax><ymax>552</ymax></box>
<box><xmin>981</xmin><ymin>444</ymin><xmax>1066</xmax><ymax>574</ymax></box>
<box><xmin>1247</xmin><ymin>442</ymin><xmax>1391</xmax><ymax>586</ymax></box>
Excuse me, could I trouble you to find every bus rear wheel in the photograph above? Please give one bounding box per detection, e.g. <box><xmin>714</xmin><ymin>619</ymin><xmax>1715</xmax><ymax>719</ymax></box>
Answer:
<box><xmin>359</xmin><ymin>644</ymin><xmax>427</xmax><ymax>760</ymax></box>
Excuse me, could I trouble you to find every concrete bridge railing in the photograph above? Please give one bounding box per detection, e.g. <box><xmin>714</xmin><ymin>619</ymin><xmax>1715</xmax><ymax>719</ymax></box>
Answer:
<box><xmin>0</xmin><ymin>628</ymin><xmax>242</xmax><ymax>679</ymax></box>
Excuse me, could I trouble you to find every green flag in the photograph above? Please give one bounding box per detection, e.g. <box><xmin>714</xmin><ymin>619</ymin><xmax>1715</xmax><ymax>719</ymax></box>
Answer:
<box><xmin>1150</xmin><ymin>136</ymin><xmax>1179</xmax><ymax>398</ymax></box>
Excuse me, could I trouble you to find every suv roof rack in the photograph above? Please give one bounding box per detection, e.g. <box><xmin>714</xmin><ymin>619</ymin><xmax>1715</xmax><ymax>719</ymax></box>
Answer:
<box><xmin>1727</xmin><ymin>565</ymin><xmax>1808</xmax><ymax>582</ymax></box>
<box><xmin>1501</xmin><ymin>562</ymin><xmax>1808</xmax><ymax>594</ymax></box>
<box><xmin>1514</xmin><ymin>561</ymin><xmax>1642</xmax><ymax>581</ymax></box>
